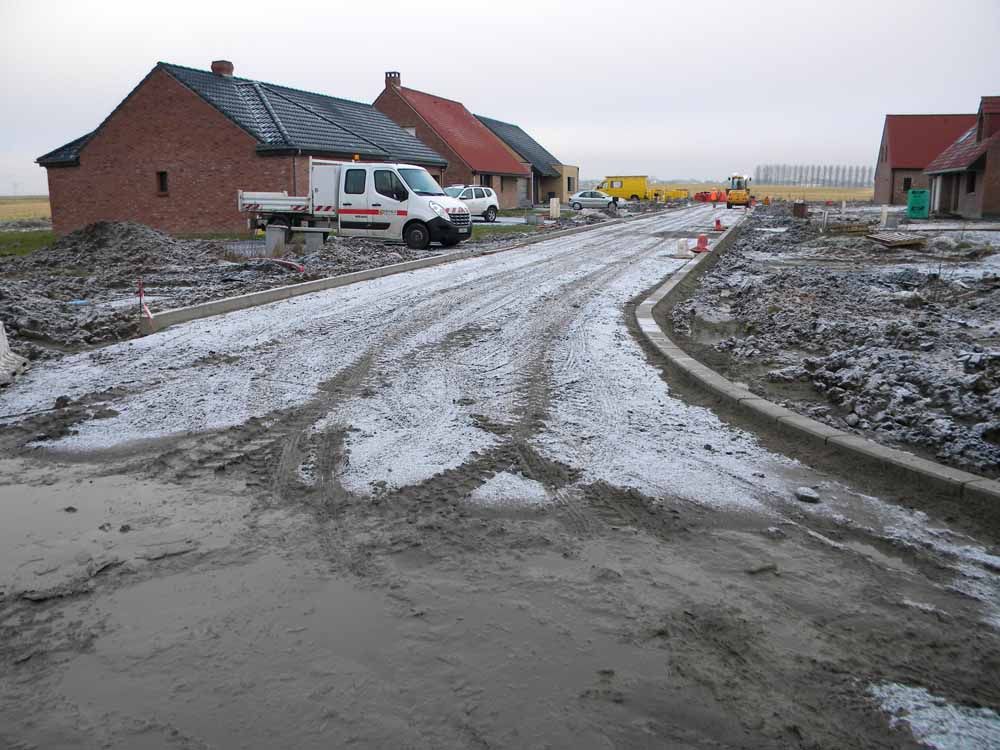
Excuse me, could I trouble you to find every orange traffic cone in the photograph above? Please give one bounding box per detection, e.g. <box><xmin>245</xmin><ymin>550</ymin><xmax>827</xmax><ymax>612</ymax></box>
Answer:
<box><xmin>694</xmin><ymin>234</ymin><xmax>710</xmax><ymax>253</ymax></box>
<box><xmin>714</xmin><ymin>217</ymin><xmax>723</xmax><ymax>231</ymax></box>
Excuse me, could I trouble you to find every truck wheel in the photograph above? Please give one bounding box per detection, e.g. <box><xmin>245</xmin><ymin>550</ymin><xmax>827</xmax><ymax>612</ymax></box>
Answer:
<box><xmin>630</xmin><ymin>194</ymin><xmax>640</xmax><ymax>202</ymax></box>
<box><xmin>484</xmin><ymin>206</ymin><xmax>497</xmax><ymax>223</ymax></box>
<box><xmin>404</xmin><ymin>222</ymin><xmax>430</xmax><ymax>250</ymax></box>
<box><xmin>572</xmin><ymin>202</ymin><xmax>582</xmax><ymax>210</ymax></box>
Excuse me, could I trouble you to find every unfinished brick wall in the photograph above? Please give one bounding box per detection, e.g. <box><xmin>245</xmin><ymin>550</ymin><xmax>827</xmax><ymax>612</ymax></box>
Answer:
<box><xmin>982</xmin><ymin>144</ymin><xmax>1000</xmax><ymax>217</ymax></box>
<box><xmin>45</xmin><ymin>69</ymin><xmax>298</xmax><ymax>236</ymax></box>
<box><xmin>889</xmin><ymin>169</ymin><xmax>928</xmax><ymax>206</ymax></box>
<box><xmin>873</xmin><ymin>132</ymin><xmax>892</xmax><ymax>204</ymax></box>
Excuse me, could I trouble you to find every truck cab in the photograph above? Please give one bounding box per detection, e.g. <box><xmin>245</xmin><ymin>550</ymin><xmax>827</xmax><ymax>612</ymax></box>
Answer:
<box><xmin>240</xmin><ymin>160</ymin><xmax>472</xmax><ymax>250</ymax></box>
<box><xmin>726</xmin><ymin>174</ymin><xmax>752</xmax><ymax>209</ymax></box>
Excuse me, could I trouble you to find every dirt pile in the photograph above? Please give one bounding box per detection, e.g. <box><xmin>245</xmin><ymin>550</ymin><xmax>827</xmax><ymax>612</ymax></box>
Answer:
<box><xmin>0</xmin><ymin>220</ymin><xmax>550</xmax><ymax>360</ymax></box>
<box><xmin>672</xmin><ymin>205</ymin><xmax>1000</xmax><ymax>476</ymax></box>
<box><xmin>0</xmin><ymin>223</ymin><xmax>232</xmax><ymax>358</ymax></box>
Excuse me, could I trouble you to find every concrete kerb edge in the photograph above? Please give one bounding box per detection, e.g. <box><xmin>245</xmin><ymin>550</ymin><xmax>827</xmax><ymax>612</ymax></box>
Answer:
<box><xmin>631</xmin><ymin>213</ymin><xmax>997</xmax><ymax>505</ymax></box>
<box><xmin>140</xmin><ymin>208</ymin><xmax>661</xmax><ymax>335</ymax></box>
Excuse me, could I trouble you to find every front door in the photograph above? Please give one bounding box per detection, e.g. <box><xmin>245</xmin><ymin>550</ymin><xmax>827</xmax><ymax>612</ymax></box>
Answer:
<box><xmin>339</xmin><ymin>167</ymin><xmax>371</xmax><ymax>236</ymax></box>
<box><xmin>369</xmin><ymin>168</ymin><xmax>409</xmax><ymax>240</ymax></box>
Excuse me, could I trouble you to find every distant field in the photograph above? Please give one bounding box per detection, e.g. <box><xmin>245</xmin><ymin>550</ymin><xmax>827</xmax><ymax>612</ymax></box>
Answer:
<box><xmin>0</xmin><ymin>195</ymin><xmax>51</xmax><ymax>220</ymax></box>
<box><xmin>659</xmin><ymin>184</ymin><xmax>874</xmax><ymax>203</ymax></box>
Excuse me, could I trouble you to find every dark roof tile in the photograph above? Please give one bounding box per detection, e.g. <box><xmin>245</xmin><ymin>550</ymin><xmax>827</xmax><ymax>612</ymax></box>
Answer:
<box><xmin>37</xmin><ymin>62</ymin><xmax>447</xmax><ymax>168</ymax></box>
<box><xmin>475</xmin><ymin>115</ymin><xmax>562</xmax><ymax>178</ymax></box>
<box><xmin>926</xmin><ymin>126</ymin><xmax>998</xmax><ymax>174</ymax></box>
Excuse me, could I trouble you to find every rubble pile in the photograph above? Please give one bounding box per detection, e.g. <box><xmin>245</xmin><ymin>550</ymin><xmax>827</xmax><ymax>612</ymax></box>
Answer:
<box><xmin>672</xmin><ymin>205</ymin><xmax>1000</xmax><ymax>476</ymax></box>
<box><xmin>0</xmin><ymin>218</ymin><xmax>602</xmax><ymax>360</ymax></box>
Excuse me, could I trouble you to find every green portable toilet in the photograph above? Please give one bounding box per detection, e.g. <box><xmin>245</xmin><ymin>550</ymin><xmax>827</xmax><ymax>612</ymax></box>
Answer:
<box><xmin>907</xmin><ymin>189</ymin><xmax>929</xmax><ymax>219</ymax></box>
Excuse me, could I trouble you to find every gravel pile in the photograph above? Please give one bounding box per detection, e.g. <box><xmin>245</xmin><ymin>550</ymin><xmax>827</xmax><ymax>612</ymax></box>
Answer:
<box><xmin>672</xmin><ymin>205</ymin><xmax>1000</xmax><ymax>476</ymax></box>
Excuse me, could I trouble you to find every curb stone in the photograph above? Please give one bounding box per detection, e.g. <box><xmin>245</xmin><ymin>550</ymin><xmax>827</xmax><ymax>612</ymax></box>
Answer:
<box><xmin>632</xmin><ymin>215</ymin><xmax>1000</xmax><ymax>512</ymax></box>
<box><xmin>140</xmin><ymin>208</ymin><xmax>666</xmax><ymax>335</ymax></box>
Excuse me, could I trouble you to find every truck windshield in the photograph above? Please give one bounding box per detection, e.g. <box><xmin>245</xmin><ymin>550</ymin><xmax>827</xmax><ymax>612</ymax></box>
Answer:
<box><xmin>399</xmin><ymin>168</ymin><xmax>445</xmax><ymax>196</ymax></box>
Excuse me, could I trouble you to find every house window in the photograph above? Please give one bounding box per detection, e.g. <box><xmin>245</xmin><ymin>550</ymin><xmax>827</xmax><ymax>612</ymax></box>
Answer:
<box><xmin>567</xmin><ymin>176</ymin><xmax>575</xmax><ymax>192</ymax></box>
<box><xmin>902</xmin><ymin>177</ymin><xmax>912</xmax><ymax>192</ymax></box>
<box><xmin>967</xmin><ymin>172</ymin><xmax>976</xmax><ymax>193</ymax></box>
<box><xmin>156</xmin><ymin>171</ymin><xmax>168</xmax><ymax>195</ymax></box>
<box><xmin>480</xmin><ymin>174</ymin><xmax>493</xmax><ymax>188</ymax></box>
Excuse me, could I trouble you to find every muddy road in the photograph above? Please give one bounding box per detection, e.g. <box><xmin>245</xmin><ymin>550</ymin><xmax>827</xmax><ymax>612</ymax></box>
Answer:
<box><xmin>2</xmin><ymin>204</ymin><xmax>999</xmax><ymax>749</ymax></box>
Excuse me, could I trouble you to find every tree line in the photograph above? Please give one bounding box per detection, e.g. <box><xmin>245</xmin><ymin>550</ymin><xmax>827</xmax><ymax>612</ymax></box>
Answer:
<box><xmin>752</xmin><ymin>164</ymin><xmax>875</xmax><ymax>187</ymax></box>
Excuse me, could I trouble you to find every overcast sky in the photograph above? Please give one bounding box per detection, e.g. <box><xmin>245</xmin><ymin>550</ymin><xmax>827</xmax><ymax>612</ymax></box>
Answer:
<box><xmin>2</xmin><ymin>0</ymin><xmax>998</xmax><ymax>194</ymax></box>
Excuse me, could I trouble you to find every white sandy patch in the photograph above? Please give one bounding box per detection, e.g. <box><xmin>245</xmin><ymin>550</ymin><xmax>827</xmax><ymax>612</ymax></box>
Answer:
<box><xmin>536</xmin><ymin>225</ymin><xmax>794</xmax><ymax>510</ymax></box>
<box><xmin>468</xmin><ymin>472</ymin><xmax>550</xmax><ymax>507</ymax></box>
<box><xmin>869</xmin><ymin>682</ymin><xmax>1000</xmax><ymax>749</ymax></box>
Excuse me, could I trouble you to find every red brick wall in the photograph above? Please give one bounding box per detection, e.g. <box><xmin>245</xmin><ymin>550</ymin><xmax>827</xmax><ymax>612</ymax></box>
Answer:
<box><xmin>873</xmin><ymin>130</ymin><xmax>892</xmax><ymax>204</ymax></box>
<box><xmin>982</xmin><ymin>145</ymin><xmax>1000</xmax><ymax>217</ymax></box>
<box><xmin>45</xmin><ymin>68</ymin><xmax>300</xmax><ymax>236</ymax></box>
<box><xmin>889</xmin><ymin>169</ymin><xmax>928</xmax><ymax>206</ymax></box>
<box><xmin>374</xmin><ymin>87</ymin><xmax>472</xmax><ymax>188</ymax></box>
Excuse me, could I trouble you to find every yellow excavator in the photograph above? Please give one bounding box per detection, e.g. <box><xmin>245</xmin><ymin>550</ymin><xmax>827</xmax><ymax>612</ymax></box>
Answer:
<box><xmin>726</xmin><ymin>174</ymin><xmax>752</xmax><ymax>209</ymax></box>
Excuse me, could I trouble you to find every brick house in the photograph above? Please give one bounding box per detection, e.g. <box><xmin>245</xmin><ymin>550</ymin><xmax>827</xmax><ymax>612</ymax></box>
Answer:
<box><xmin>36</xmin><ymin>61</ymin><xmax>447</xmax><ymax>235</ymax></box>
<box><xmin>373</xmin><ymin>73</ymin><xmax>531</xmax><ymax>209</ymax></box>
<box><xmin>475</xmin><ymin>115</ymin><xmax>579</xmax><ymax>204</ymax></box>
<box><xmin>873</xmin><ymin>113</ymin><xmax>975</xmax><ymax>205</ymax></box>
<box><xmin>925</xmin><ymin>96</ymin><xmax>1000</xmax><ymax>219</ymax></box>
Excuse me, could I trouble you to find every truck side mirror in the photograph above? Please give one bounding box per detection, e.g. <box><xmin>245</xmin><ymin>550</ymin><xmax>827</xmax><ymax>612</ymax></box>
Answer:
<box><xmin>396</xmin><ymin>188</ymin><xmax>409</xmax><ymax>202</ymax></box>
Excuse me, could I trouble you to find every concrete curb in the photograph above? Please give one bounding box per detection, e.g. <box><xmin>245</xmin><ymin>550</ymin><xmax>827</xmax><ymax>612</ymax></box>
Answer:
<box><xmin>633</xmin><ymin>217</ymin><xmax>1000</xmax><ymax>510</ymax></box>
<box><xmin>140</xmin><ymin>209</ymin><xmax>661</xmax><ymax>335</ymax></box>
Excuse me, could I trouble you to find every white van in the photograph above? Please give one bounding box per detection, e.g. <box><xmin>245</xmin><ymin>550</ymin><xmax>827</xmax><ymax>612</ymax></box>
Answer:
<box><xmin>238</xmin><ymin>159</ymin><xmax>472</xmax><ymax>249</ymax></box>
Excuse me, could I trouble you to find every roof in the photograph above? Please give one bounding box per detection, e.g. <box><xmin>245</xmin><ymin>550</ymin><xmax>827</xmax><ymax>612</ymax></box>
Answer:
<box><xmin>36</xmin><ymin>132</ymin><xmax>95</xmax><ymax>167</ymax></box>
<box><xmin>926</xmin><ymin>125</ymin><xmax>999</xmax><ymax>173</ymax></box>
<box><xmin>980</xmin><ymin>96</ymin><xmax>1000</xmax><ymax>115</ymax></box>
<box><xmin>393</xmin><ymin>87</ymin><xmax>530</xmax><ymax>176</ymax></box>
<box><xmin>881</xmin><ymin>114</ymin><xmax>976</xmax><ymax>168</ymax></box>
<box><xmin>38</xmin><ymin>62</ymin><xmax>447</xmax><ymax>168</ymax></box>
<box><xmin>475</xmin><ymin>115</ymin><xmax>561</xmax><ymax>178</ymax></box>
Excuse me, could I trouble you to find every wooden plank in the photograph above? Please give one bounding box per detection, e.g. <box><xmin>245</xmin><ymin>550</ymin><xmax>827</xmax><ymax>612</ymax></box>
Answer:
<box><xmin>865</xmin><ymin>231</ymin><xmax>927</xmax><ymax>247</ymax></box>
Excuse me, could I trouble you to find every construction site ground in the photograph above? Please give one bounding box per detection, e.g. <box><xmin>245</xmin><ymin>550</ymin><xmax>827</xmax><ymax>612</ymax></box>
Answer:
<box><xmin>1</xmin><ymin>204</ymin><xmax>999</xmax><ymax>749</ymax></box>
<box><xmin>670</xmin><ymin>205</ymin><xmax>1000</xmax><ymax>479</ymax></box>
<box><xmin>0</xmin><ymin>205</ymin><xmax>639</xmax><ymax>361</ymax></box>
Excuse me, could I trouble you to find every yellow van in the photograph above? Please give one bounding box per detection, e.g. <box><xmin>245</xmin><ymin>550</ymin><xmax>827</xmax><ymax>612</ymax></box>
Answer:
<box><xmin>596</xmin><ymin>176</ymin><xmax>650</xmax><ymax>201</ymax></box>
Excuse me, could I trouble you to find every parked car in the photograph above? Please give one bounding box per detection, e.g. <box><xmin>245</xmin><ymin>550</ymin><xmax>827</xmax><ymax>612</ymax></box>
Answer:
<box><xmin>569</xmin><ymin>190</ymin><xmax>615</xmax><ymax>210</ymax></box>
<box><xmin>444</xmin><ymin>185</ymin><xmax>499</xmax><ymax>222</ymax></box>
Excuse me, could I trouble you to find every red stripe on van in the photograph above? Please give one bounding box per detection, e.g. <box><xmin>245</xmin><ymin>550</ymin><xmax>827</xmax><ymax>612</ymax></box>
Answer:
<box><xmin>339</xmin><ymin>208</ymin><xmax>380</xmax><ymax>215</ymax></box>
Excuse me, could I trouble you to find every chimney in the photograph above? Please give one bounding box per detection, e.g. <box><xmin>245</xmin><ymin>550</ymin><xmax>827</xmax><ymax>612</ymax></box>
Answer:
<box><xmin>211</xmin><ymin>60</ymin><xmax>234</xmax><ymax>77</ymax></box>
<box><xmin>385</xmin><ymin>71</ymin><xmax>401</xmax><ymax>89</ymax></box>
<box><xmin>979</xmin><ymin>96</ymin><xmax>1000</xmax><ymax>141</ymax></box>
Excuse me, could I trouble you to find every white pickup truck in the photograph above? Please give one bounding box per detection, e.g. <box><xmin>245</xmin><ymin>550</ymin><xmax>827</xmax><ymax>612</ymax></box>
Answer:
<box><xmin>238</xmin><ymin>159</ymin><xmax>472</xmax><ymax>249</ymax></box>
